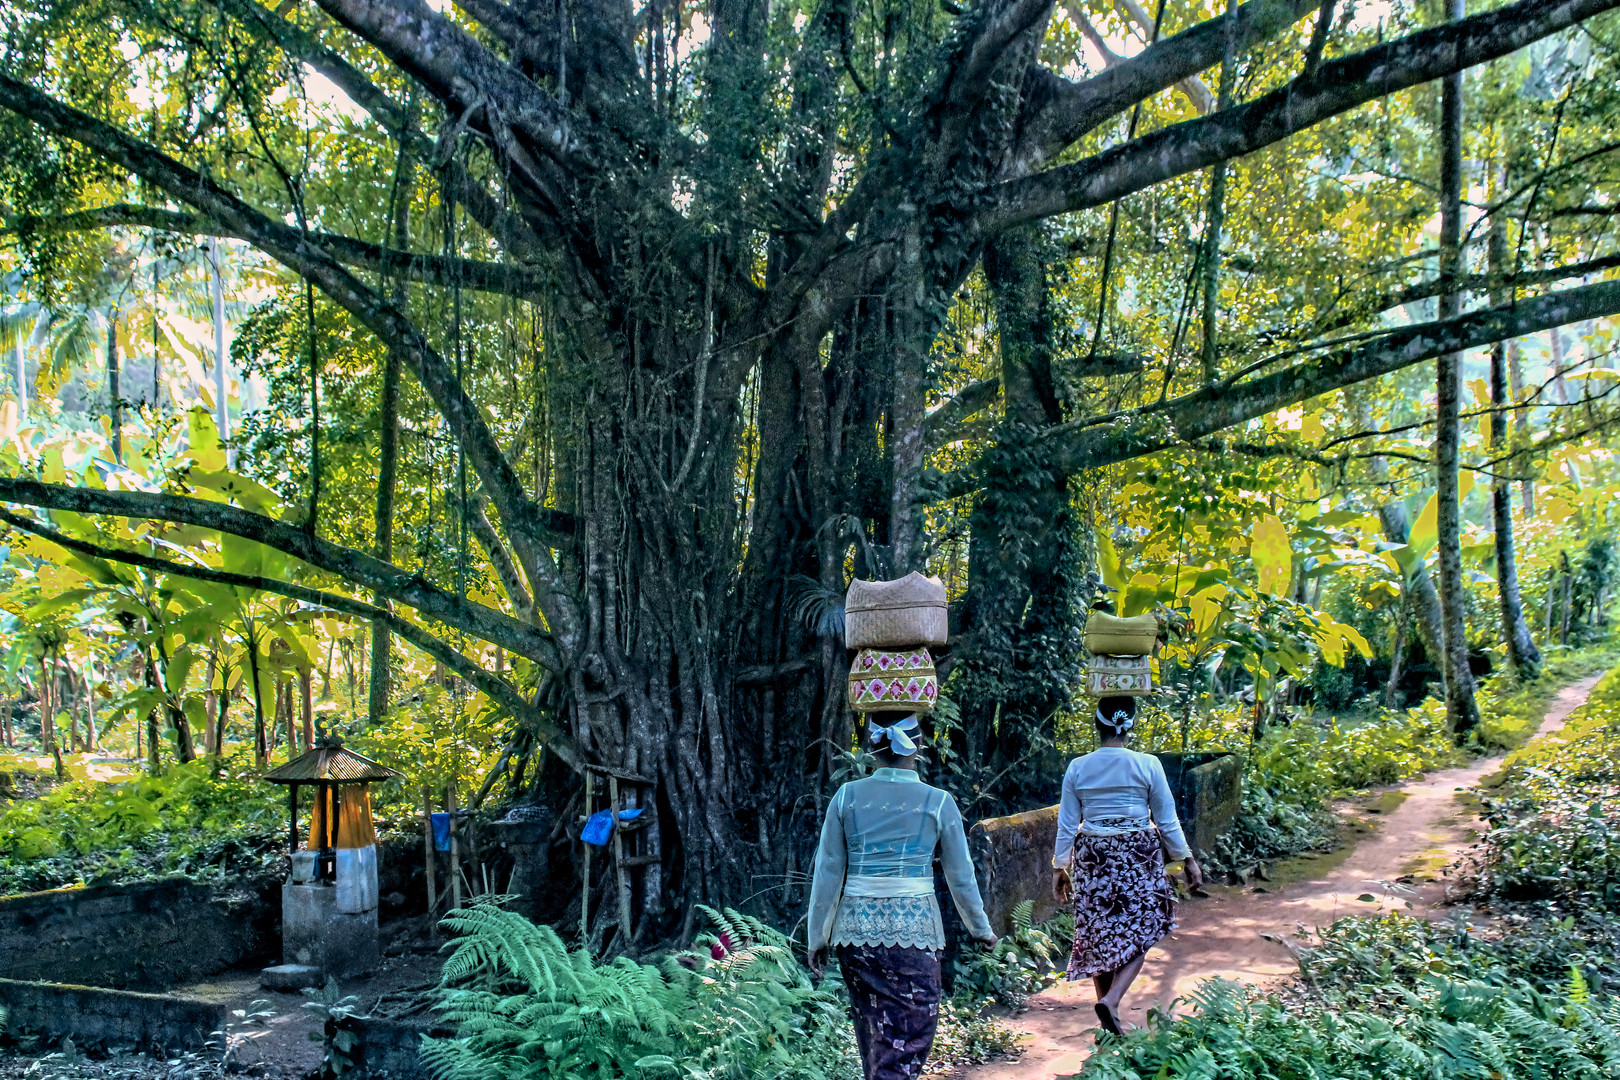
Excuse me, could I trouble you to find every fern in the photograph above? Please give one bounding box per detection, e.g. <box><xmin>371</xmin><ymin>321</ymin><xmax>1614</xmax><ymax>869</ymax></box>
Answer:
<box><xmin>1571</xmin><ymin>964</ymin><xmax>1592</xmax><ymax>1005</ymax></box>
<box><xmin>424</xmin><ymin>904</ymin><xmax>858</xmax><ymax>1080</ymax></box>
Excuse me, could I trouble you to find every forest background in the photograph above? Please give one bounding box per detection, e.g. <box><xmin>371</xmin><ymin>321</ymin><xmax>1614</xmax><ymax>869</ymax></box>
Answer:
<box><xmin>0</xmin><ymin>0</ymin><xmax>1616</xmax><ymax>972</ymax></box>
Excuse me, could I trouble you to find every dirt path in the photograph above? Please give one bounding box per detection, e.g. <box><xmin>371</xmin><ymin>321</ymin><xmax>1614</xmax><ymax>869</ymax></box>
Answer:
<box><xmin>953</xmin><ymin>675</ymin><xmax>1604</xmax><ymax>1080</ymax></box>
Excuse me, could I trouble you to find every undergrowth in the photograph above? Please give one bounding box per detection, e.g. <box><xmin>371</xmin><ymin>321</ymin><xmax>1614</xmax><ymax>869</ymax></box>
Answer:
<box><xmin>0</xmin><ymin>755</ymin><xmax>284</xmax><ymax>895</ymax></box>
<box><xmin>1476</xmin><ymin>665</ymin><xmax>1620</xmax><ymax>908</ymax></box>
<box><xmin>1077</xmin><ymin>975</ymin><xmax>1620</xmax><ymax>1079</ymax></box>
<box><xmin>1077</xmin><ymin>907</ymin><xmax>1620</xmax><ymax>1079</ymax></box>
<box><xmin>1197</xmin><ymin>649</ymin><xmax>1618</xmax><ymax>873</ymax></box>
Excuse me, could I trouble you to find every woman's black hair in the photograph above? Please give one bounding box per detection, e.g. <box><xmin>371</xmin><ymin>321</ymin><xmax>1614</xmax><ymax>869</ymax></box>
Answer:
<box><xmin>1094</xmin><ymin>696</ymin><xmax>1137</xmax><ymax>736</ymax></box>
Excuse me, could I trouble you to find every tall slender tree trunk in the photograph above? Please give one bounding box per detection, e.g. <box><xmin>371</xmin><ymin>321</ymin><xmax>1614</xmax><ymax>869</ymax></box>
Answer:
<box><xmin>1549</xmin><ymin>326</ymin><xmax>1570</xmax><ymax>403</ymax></box>
<box><xmin>245</xmin><ymin>629</ymin><xmax>267</xmax><ymax>766</ymax></box>
<box><xmin>1435</xmin><ymin>6</ymin><xmax>1481</xmax><ymax>737</ymax></box>
<box><xmin>81</xmin><ymin>667</ymin><xmax>97</xmax><ymax>752</ymax></box>
<box><xmin>1198</xmin><ymin>0</ymin><xmax>1239</xmax><ymax>385</ymax></box>
<box><xmin>141</xmin><ymin>646</ymin><xmax>162</xmax><ymax>774</ymax></box>
<box><xmin>203</xmin><ymin>649</ymin><xmax>218</xmax><ymax>755</ymax></box>
<box><xmin>214</xmin><ymin>661</ymin><xmax>232</xmax><ymax>759</ymax></box>
<box><xmin>13</xmin><ymin>338</ymin><xmax>25</xmax><ymax>421</ymax></box>
<box><xmin>37</xmin><ymin>656</ymin><xmax>53</xmax><ymax>753</ymax></box>
<box><xmin>155</xmin><ymin>639</ymin><xmax>195</xmax><ymax>763</ymax></box>
<box><xmin>1507</xmin><ymin>338</ymin><xmax>1534</xmax><ymax>517</ymax></box>
<box><xmin>369</xmin><ymin>111</ymin><xmax>415</xmax><ymax>724</ymax></box>
<box><xmin>300</xmin><ymin>669</ymin><xmax>314</xmax><ymax>754</ymax></box>
<box><xmin>1384</xmin><ymin>596</ymin><xmax>1411</xmax><ymax>706</ymax></box>
<box><xmin>106</xmin><ymin>315</ymin><xmax>122</xmax><ymax>463</ymax></box>
<box><xmin>1560</xmin><ymin>555</ymin><xmax>1574</xmax><ymax>644</ymax></box>
<box><xmin>209</xmin><ymin>236</ymin><xmax>229</xmax><ymax>452</ymax></box>
<box><xmin>1487</xmin><ymin>202</ymin><xmax>1542</xmax><ymax>677</ymax></box>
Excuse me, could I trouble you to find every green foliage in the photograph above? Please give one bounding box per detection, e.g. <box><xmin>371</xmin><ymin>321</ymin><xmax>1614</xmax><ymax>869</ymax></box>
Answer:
<box><xmin>1080</xmin><ymin>975</ymin><xmax>1620</xmax><ymax>1080</ymax></box>
<box><xmin>422</xmin><ymin>902</ymin><xmax>859</xmax><ymax>1080</ymax></box>
<box><xmin>949</xmin><ymin>900</ymin><xmax>1065</xmax><ymax>1008</ymax></box>
<box><xmin>1479</xmin><ymin>668</ymin><xmax>1620</xmax><ymax>908</ymax></box>
<box><xmin>0</xmin><ymin>755</ymin><xmax>283</xmax><ymax>894</ymax></box>
<box><xmin>303</xmin><ymin>978</ymin><xmax>366</xmax><ymax>1079</ymax></box>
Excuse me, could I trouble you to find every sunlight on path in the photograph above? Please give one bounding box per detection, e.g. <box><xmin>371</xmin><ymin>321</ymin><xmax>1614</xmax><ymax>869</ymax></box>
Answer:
<box><xmin>947</xmin><ymin>674</ymin><xmax>1606</xmax><ymax>1080</ymax></box>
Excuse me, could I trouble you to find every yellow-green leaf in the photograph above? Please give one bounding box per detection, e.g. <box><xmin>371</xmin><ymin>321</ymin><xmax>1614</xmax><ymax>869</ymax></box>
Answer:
<box><xmin>1250</xmin><ymin>515</ymin><xmax>1292</xmax><ymax>596</ymax></box>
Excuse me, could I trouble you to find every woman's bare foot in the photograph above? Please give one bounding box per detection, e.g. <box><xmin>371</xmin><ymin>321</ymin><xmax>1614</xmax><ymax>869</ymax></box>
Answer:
<box><xmin>1093</xmin><ymin>1001</ymin><xmax>1123</xmax><ymax>1037</ymax></box>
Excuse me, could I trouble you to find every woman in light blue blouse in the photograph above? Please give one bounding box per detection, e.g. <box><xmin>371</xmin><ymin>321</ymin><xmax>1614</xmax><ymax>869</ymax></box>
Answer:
<box><xmin>806</xmin><ymin>711</ymin><xmax>997</xmax><ymax>1080</ymax></box>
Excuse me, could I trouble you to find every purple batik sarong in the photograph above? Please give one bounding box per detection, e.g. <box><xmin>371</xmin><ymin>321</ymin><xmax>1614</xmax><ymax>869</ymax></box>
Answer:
<box><xmin>835</xmin><ymin>944</ymin><xmax>942</xmax><ymax>1080</ymax></box>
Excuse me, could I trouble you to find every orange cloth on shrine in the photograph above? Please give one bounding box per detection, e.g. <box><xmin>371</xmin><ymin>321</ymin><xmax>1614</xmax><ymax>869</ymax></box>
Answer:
<box><xmin>308</xmin><ymin>784</ymin><xmax>378</xmax><ymax>849</ymax></box>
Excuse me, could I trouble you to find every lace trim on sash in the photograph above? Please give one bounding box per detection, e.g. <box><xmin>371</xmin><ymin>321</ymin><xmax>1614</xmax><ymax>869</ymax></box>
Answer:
<box><xmin>829</xmin><ymin>895</ymin><xmax>944</xmax><ymax>950</ymax></box>
<box><xmin>1081</xmin><ymin>815</ymin><xmax>1151</xmax><ymax>835</ymax></box>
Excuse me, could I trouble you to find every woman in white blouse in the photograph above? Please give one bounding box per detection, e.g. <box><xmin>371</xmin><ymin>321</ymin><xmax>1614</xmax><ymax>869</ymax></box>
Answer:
<box><xmin>1052</xmin><ymin>696</ymin><xmax>1203</xmax><ymax>1036</ymax></box>
<box><xmin>807</xmin><ymin>711</ymin><xmax>997</xmax><ymax>1080</ymax></box>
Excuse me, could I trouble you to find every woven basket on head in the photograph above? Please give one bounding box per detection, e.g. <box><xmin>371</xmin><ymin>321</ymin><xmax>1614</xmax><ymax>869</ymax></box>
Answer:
<box><xmin>1083</xmin><ymin>612</ymin><xmax>1158</xmax><ymax>657</ymax></box>
<box><xmin>845</xmin><ymin>572</ymin><xmax>948</xmax><ymax>649</ymax></box>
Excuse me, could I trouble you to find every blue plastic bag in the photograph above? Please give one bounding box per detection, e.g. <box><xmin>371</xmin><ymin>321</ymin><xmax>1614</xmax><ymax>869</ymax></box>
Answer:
<box><xmin>581</xmin><ymin>809</ymin><xmax>615</xmax><ymax>846</ymax></box>
<box><xmin>431</xmin><ymin>812</ymin><xmax>452</xmax><ymax>852</ymax></box>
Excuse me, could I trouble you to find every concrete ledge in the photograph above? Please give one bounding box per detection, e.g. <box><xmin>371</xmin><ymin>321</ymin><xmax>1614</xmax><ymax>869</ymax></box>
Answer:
<box><xmin>0</xmin><ymin>977</ymin><xmax>226</xmax><ymax>1051</ymax></box>
<box><xmin>343</xmin><ymin>1013</ymin><xmax>454</xmax><ymax>1079</ymax></box>
<box><xmin>0</xmin><ymin>876</ymin><xmax>278</xmax><ymax>989</ymax></box>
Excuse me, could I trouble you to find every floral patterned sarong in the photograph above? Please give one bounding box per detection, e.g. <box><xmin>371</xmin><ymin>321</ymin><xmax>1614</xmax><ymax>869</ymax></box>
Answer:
<box><xmin>1065</xmin><ymin>828</ymin><xmax>1177</xmax><ymax>980</ymax></box>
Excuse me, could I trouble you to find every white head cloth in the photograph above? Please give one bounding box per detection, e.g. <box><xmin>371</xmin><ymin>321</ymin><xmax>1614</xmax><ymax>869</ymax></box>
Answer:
<box><xmin>1096</xmin><ymin>704</ymin><xmax>1135</xmax><ymax>735</ymax></box>
<box><xmin>869</xmin><ymin>713</ymin><xmax>921</xmax><ymax>756</ymax></box>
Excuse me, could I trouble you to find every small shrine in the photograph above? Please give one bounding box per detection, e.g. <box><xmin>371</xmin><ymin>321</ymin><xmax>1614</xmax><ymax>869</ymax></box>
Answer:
<box><xmin>259</xmin><ymin>736</ymin><xmax>399</xmax><ymax>990</ymax></box>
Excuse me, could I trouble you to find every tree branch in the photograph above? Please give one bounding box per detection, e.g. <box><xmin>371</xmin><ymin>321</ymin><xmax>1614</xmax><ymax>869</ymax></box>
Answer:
<box><xmin>4</xmin><ymin>203</ymin><xmax>546</xmax><ymax>297</ymax></box>
<box><xmin>1012</xmin><ymin>0</ymin><xmax>1321</xmax><ymax>173</ymax></box>
<box><xmin>923</xmin><ymin>377</ymin><xmax>1001</xmax><ymax>453</ymax></box>
<box><xmin>0</xmin><ymin>73</ymin><xmax>585</xmax><ymax>654</ymax></box>
<box><xmin>987</xmin><ymin>0</ymin><xmax>1620</xmax><ymax>229</ymax></box>
<box><xmin>1066</xmin><ymin>3</ymin><xmax>1214</xmax><ymax>114</ymax></box>
<box><xmin>0</xmin><ymin>478</ymin><xmax>560</xmax><ymax>670</ymax></box>
<box><xmin>309</xmin><ymin>0</ymin><xmax>589</xmax><ymax>175</ymax></box>
<box><xmin>1307</xmin><ymin>252</ymin><xmax>1620</xmax><ymax>335</ymax></box>
<box><xmin>220</xmin><ymin>0</ymin><xmax>417</xmax><ymax>139</ymax></box>
<box><xmin>0</xmin><ymin>507</ymin><xmax>579</xmax><ymax>768</ymax></box>
<box><xmin>1039</xmin><ymin>276</ymin><xmax>1620</xmax><ymax>477</ymax></box>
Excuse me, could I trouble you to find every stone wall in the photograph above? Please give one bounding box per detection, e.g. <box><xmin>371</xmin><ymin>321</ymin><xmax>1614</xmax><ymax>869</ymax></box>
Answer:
<box><xmin>967</xmin><ymin>806</ymin><xmax>1061</xmax><ymax>936</ymax></box>
<box><xmin>0</xmin><ymin>978</ymin><xmax>226</xmax><ymax>1051</ymax></box>
<box><xmin>0</xmin><ymin>876</ymin><xmax>278</xmax><ymax>989</ymax></box>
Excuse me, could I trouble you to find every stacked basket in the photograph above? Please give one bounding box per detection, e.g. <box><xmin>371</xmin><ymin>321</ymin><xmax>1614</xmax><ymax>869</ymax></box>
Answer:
<box><xmin>1084</xmin><ymin>612</ymin><xmax>1158</xmax><ymax>697</ymax></box>
<box><xmin>844</xmin><ymin>572</ymin><xmax>947</xmax><ymax>714</ymax></box>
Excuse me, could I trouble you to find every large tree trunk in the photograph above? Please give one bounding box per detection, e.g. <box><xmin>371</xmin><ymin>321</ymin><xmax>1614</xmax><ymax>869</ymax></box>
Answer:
<box><xmin>1487</xmin><ymin>198</ymin><xmax>1542</xmax><ymax>677</ymax></box>
<box><xmin>1435</xmin><ymin>0</ymin><xmax>1481</xmax><ymax>737</ymax></box>
<box><xmin>953</xmin><ymin>225</ymin><xmax>1082</xmax><ymax>814</ymax></box>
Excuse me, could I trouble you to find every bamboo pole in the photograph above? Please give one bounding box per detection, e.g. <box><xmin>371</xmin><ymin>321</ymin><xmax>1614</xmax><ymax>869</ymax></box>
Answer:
<box><xmin>448</xmin><ymin>778</ymin><xmax>462</xmax><ymax>912</ymax></box>
<box><xmin>422</xmin><ymin>784</ymin><xmax>437</xmax><ymax>916</ymax></box>
<box><xmin>610</xmin><ymin>774</ymin><xmax>632</xmax><ymax>945</ymax></box>
<box><xmin>581</xmin><ymin>771</ymin><xmax>593</xmax><ymax>946</ymax></box>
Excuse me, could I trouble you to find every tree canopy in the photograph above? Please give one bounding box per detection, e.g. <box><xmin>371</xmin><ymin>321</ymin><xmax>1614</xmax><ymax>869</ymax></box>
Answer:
<box><xmin>1</xmin><ymin>0</ymin><xmax>1618</xmax><ymax>942</ymax></box>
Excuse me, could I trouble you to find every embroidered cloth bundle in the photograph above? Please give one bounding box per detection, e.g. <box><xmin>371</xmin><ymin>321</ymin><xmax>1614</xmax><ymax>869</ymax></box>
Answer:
<box><xmin>845</xmin><ymin>573</ymin><xmax>946</xmax><ymax>714</ymax></box>
<box><xmin>848</xmin><ymin>647</ymin><xmax>939</xmax><ymax>711</ymax></box>
<box><xmin>1084</xmin><ymin>613</ymin><xmax>1158</xmax><ymax>697</ymax></box>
